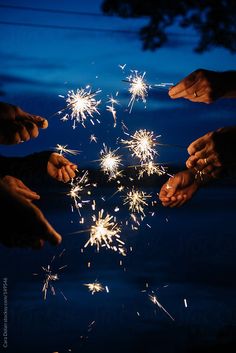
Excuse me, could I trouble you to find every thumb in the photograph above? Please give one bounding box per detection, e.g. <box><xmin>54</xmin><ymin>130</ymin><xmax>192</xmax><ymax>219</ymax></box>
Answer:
<box><xmin>16</xmin><ymin>113</ymin><xmax>48</xmax><ymax>129</ymax></box>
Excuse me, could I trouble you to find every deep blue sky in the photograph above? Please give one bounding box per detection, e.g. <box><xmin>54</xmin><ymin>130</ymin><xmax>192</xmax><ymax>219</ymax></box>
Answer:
<box><xmin>0</xmin><ymin>0</ymin><xmax>236</xmax><ymax>168</ymax></box>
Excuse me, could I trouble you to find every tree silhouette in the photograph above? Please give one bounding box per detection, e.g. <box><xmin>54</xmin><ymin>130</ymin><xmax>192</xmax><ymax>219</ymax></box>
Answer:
<box><xmin>102</xmin><ymin>0</ymin><xmax>236</xmax><ymax>53</ymax></box>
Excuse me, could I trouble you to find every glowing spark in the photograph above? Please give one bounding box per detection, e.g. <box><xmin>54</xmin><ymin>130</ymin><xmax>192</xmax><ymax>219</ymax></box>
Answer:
<box><xmin>149</xmin><ymin>294</ymin><xmax>175</xmax><ymax>321</ymax></box>
<box><xmin>127</xmin><ymin>71</ymin><xmax>149</xmax><ymax>112</ymax></box>
<box><xmin>119</xmin><ymin>63</ymin><xmax>126</xmax><ymax>70</ymax></box>
<box><xmin>84</xmin><ymin>281</ymin><xmax>105</xmax><ymax>295</ymax></box>
<box><xmin>184</xmin><ymin>299</ymin><xmax>188</xmax><ymax>308</ymax></box>
<box><xmin>123</xmin><ymin>188</ymin><xmax>151</xmax><ymax>216</ymax></box>
<box><xmin>90</xmin><ymin>134</ymin><xmax>97</xmax><ymax>143</ymax></box>
<box><xmin>55</xmin><ymin>144</ymin><xmax>80</xmax><ymax>156</ymax></box>
<box><xmin>60</xmin><ymin>87</ymin><xmax>101</xmax><ymax>128</ymax></box>
<box><xmin>138</xmin><ymin>162</ymin><xmax>166</xmax><ymax>178</ymax></box>
<box><xmin>106</xmin><ymin>95</ymin><xmax>119</xmax><ymax>127</ymax></box>
<box><xmin>84</xmin><ymin>209</ymin><xmax>124</xmax><ymax>252</ymax></box>
<box><xmin>68</xmin><ymin>171</ymin><xmax>90</xmax><ymax>208</ymax></box>
<box><xmin>100</xmin><ymin>144</ymin><xmax>122</xmax><ymax>180</ymax></box>
<box><xmin>122</xmin><ymin>129</ymin><xmax>158</xmax><ymax>163</ymax></box>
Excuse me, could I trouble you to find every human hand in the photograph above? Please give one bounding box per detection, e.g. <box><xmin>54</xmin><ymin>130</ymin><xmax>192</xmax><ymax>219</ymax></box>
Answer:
<box><xmin>159</xmin><ymin>170</ymin><xmax>199</xmax><ymax>207</ymax></box>
<box><xmin>0</xmin><ymin>180</ymin><xmax>61</xmax><ymax>249</ymax></box>
<box><xmin>0</xmin><ymin>102</ymin><xmax>48</xmax><ymax>144</ymax></box>
<box><xmin>186</xmin><ymin>127</ymin><xmax>236</xmax><ymax>174</ymax></box>
<box><xmin>1</xmin><ymin>175</ymin><xmax>40</xmax><ymax>202</ymax></box>
<box><xmin>47</xmin><ymin>153</ymin><xmax>77</xmax><ymax>183</ymax></box>
<box><xmin>168</xmin><ymin>69</ymin><xmax>227</xmax><ymax>103</ymax></box>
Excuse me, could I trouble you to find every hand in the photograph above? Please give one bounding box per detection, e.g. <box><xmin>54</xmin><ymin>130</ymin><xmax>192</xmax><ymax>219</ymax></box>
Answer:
<box><xmin>159</xmin><ymin>170</ymin><xmax>199</xmax><ymax>207</ymax></box>
<box><xmin>168</xmin><ymin>69</ymin><xmax>227</xmax><ymax>103</ymax></box>
<box><xmin>186</xmin><ymin>127</ymin><xmax>236</xmax><ymax>174</ymax></box>
<box><xmin>0</xmin><ymin>101</ymin><xmax>48</xmax><ymax>144</ymax></box>
<box><xmin>1</xmin><ymin>175</ymin><xmax>40</xmax><ymax>202</ymax></box>
<box><xmin>47</xmin><ymin>153</ymin><xmax>77</xmax><ymax>183</ymax></box>
<box><xmin>0</xmin><ymin>180</ymin><xmax>62</xmax><ymax>249</ymax></box>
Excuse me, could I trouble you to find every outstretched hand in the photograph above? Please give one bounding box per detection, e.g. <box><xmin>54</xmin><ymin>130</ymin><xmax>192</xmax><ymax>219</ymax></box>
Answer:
<box><xmin>47</xmin><ymin>153</ymin><xmax>77</xmax><ymax>183</ymax></box>
<box><xmin>0</xmin><ymin>180</ymin><xmax>61</xmax><ymax>249</ymax></box>
<box><xmin>186</xmin><ymin>127</ymin><xmax>236</xmax><ymax>175</ymax></box>
<box><xmin>0</xmin><ymin>102</ymin><xmax>48</xmax><ymax>144</ymax></box>
<box><xmin>168</xmin><ymin>69</ymin><xmax>227</xmax><ymax>104</ymax></box>
<box><xmin>159</xmin><ymin>170</ymin><xmax>199</xmax><ymax>207</ymax></box>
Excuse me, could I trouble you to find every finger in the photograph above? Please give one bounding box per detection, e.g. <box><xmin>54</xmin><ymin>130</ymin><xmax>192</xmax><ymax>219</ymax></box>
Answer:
<box><xmin>168</xmin><ymin>74</ymin><xmax>197</xmax><ymax>98</ymax></box>
<box><xmin>16</xmin><ymin>114</ymin><xmax>48</xmax><ymax>129</ymax></box>
<box><xmin>57</xmin><ymin>169</ymin><xmax>63</xmax><ymax>182</ymax></box>
<box><xmin>177</xmin><ymin>195</ymin><xmax>188</xmax><ymax>207</ymax></box>
<box><xmin>187</xmin><ymin>137</ymin><xmax>207</xmax><ymax>155</ymax></box>
<box><xmin>23</xmin><ymin>121</ymin><xmax>39</xmax><ymax>139</ymax></box>
<box><xmin>61</xmin><ymin>167</ymin><xmax>70</xmax><ymax>183</ymax></box>
<box><xmin>17</xmin><ymin>187</ymin><xmax>40</xmax><ymax>201</ymax></box>
<box><xmin>65</xmin><ymin>165</ymin><xmax>76</xmax><ymax>179</ymax></box>
<box><xmin>18</xmin><ymin>124</ymin><xmax>31</xmax><ymax>142</ymax></box>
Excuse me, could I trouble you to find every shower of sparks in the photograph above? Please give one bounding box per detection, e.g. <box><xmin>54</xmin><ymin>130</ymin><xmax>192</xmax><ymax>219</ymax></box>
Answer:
<box><xmin>60</xmin><ymin>87</ymin><xmax>101</xmax><ymax>128</ymax></box>
<box><xmin>100</xmin><ymin>144</ymin><xmax>122</xmax><ymax>180</ymax></box>
<box><xmin>84</xmin><ymin>281</ymin><xmax>105</xmax><ymax>295</ymax></box>
<box><xmin>122</xmin><ymin>129</ymin><xmax>159</xmax><ymax>163</ymax></box>
<box><xmin>126</xmin><ymin>71</ymin><xmax>149</xmax><ymax>113</ymax></box>
<box><xmin>68</xmin><ymin>171</ymin><xmax>90</xmax><ymax>209</ymax></box>
<box><xmin>138</xmin><ymin>162</ymin><xmax>167</xmax><ymax>179</ymax></box>
<box><xmin>149</xmin><ymin>294</ymin><xmax>175</xmax><ymax>321</ymax></box>
<box><xmin>84</xmin><ymin>209</ymin><xmax>124</xmax><ymax>252</ymax></box>
<box><xmin>106</xmin><ymin>95</ymin><xmax>119</xmax><ymax>127</ymax></box>
<box><xmin>90</xmin><ymin>134</ymin><xmax>97</xmax><ymax>143</ymax></box>
<box><xmin>55</xmin><ymin>144</ymin><xmax>80</xmax><ymax>156</ymax></box>
<box><xmin>123</xmin><ymin>188</ymin><xmax>151</xmax><ymax>216</ymax></box>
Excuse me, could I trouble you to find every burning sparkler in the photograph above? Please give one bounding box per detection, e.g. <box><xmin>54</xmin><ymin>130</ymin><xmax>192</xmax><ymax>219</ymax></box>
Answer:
<box><xmin>126</xmin><ymin>71</ymin><xmax>149</xmax><ymax>113</ymax></box>
<box><xmin>138</xmin><ymin>162</ymin><xmax>167</xmax><ymax>179</ymax></box>
<box><xmin>84</xmin><ymin>281</ymin><xmax>105</xmax><ymax>295</ymax></box>
<box><xmin>122</xmin><ymin>129</ymin><xmax>159</xmax><ymax>163</ymax></box>
<box><xmin>59</xmin><ymin>86</ymin><xmax>101</xmax><ymax>128</ymax></box>
<box><xmin>84</xmin><ymin>209</ymin><xmax>124</xmax><ymax>252</ymax></box>
<box><xmin>149</xmin><ymin>294</ymin><xmax>175</xmax><ymax>321</ymax></box>
<box><xmin>68</xmin><ymin>171</ymin><xmax>90</xmax><ymax>209</ymax></box>
<box><xmin>100</xmin><ymin>144</ymin><xmax>123</xmax><ymax>180</ymax></box>
<box><xmin>123</xmin><ymin>188</ymin><xmax>151</xmax><ymax>216</ymax></box>
<box><xmin>55</xmin><ymin>144</ymin><xmax>80</xmax><ymax>156</ymax></box>
<box><xmin>90</xmin><ymin>134</ymin><xmax>98</xmax><ymax>143</ymax></box>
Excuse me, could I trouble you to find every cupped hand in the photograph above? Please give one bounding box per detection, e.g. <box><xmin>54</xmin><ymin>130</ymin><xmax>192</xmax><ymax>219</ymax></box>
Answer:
<box><xmin>47</xmin><ymin>153</ymin><xmax>77</xmax><ymax>183</ymax></box>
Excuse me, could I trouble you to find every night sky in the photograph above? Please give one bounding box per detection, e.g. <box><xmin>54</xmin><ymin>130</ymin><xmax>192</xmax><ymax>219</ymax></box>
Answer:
<box><xmin>0</xmin><ymin>1</ymin><xmax>236</xmax><ymax>353</ymax></box>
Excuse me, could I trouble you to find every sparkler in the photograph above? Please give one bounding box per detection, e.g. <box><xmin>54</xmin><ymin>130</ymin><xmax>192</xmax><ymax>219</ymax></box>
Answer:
<box><xmin>90</xmin><ymin>134</ymin><xmax>98</xmax><ymax>143</ymax></box>
<box><xmin>122</xmin><ymin>129</ymin><xmax>159</xmax><ymax>163</ymax></box>
<box><xmin>106</xmin><ymin>94</ymin><xmax>119</xmax><ymax>127</ymax></box>
<box><xmin>84</xmin><ymin>209</ymin><xmax>124</xmax><ymax>252</ymax></box>
<box><xmin>68</xmin><ymin>171</ymin><xmax>90</xmax><ymax>210</ymax></box>
<box><xmin>59</xmin><ymin>86</ymin><xmax>101</xmax><ymax>128</ymax></box>
<box><xmin>123</xmin><ymin>188</ymin><xmax>151</xmax><ymax>216</ymax></box>
<box><xmin>126</xmin><ymin>71</ymin><xmax>149</xmax><ymax>113</ymax></box>
<box><xmin>55</xmin><ymin>144</ymin><xmax>80</xmax><ymax>156</ymax></box>
<box><xmin>100</xmin><ymin>144</ymin><xmax>123</xmax><ymax>180</ymax></box>
<box><xmin>149</xmin><ymin>294</ymin><xmax>175</xmax><ymax>321</ymax></box>
<box><xmin>138</xmin><ymin>162</ymin><xmax>167</xmax><ymax>179</ymax></box>
<box><xmin>84</xmin><ymin>281</ymin><xmax>105</xmax><ymax>295</ymax></box>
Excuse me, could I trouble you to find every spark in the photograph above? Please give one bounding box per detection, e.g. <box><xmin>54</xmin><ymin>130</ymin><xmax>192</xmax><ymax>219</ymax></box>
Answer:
<box><xmin>149</xmin><ymin>294</ymin><xmax>175</xmax><ymax>321</ymax></box>
<box><xmin>55</xmin><ymin>144</ymin><xmax>80</xmax><ymax>156</ymax></box>
<box><xmin>100</xmin><ymin>144</ymin><xmax>122</xmax><ymax>180</ymax></box>
<box><xmin>60</xmin><ymin>87</ymin><xmax>101</xmax><ymax>128</ymax></box>
<box><xmin>68</xmin><ymin>171</ymin><xmax>90</xmax><ymax>209</ymax></box>
<box><xmin>184</xmin><ymin>299</ymin><xmax>188</xmax><ymax>308</ymax></box>
<box><xmin>84</xmin><ymin>281</ymin><xmax>105</xmax><ymax>295</ymax></box>
<box><xmin>84</xmin><ymin>209</ymin><xmax>124</xmax><ymax>252</ymax></box>
<box><xmin>90</xmin><ymin>134</ymin><xmax>98</xmax><ymax>143</ymax></box>
<box><xmin>122</xmin><ymin>129</ymin><xmax>158</xmax><ymax>163</ymax></box>
<box><xmin>106</xmin><ymin>95</ymin><xmax>119</xmax><ymax>127</ymax></box>
<box><xmin>138</xmin><ymin>162</ymin><xmax>167</xmax><ymax>178</ymax></box>
<box><xmin>123</xmin><ymin>188</ymin><xmax>151</xmax><ymax>216</ymax></box>
<box><xmin>126</xmin><ymin>71</ymin><xmax>149</xmax><ymax>113</ymax></box>
<box><xmin>119</xmin><ymin>63</ymin><xmax>126</xmax><ymax>70</ymax></box>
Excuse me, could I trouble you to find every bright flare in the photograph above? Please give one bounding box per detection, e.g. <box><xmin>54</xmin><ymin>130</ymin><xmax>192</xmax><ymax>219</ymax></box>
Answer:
<box><xmin>123</xmin><ymin>188</ymin><xmax>151</xmax><ymax>216</ymax></box>
<box><xmin>122</xmin><ymin>129</ymin><xmax>158</xmax><ymax>163</ymax></box>
<box><xmin>61</xmin><ymin>87</ymin><xmax>101</xmax><ymax>128</ymax></box>
<box><xmin>55</xmin><ymin>144</ymin><xmax>80</xmax><ymax>156</ymax></box>
<box><xmin>100</xmin><ymin>144</ymin><xmax>122</xmax><ymax>180</ymax></box>
<box><xmin>84</xmin><ymin>209</ymin><xmax>124</xmax><ymax>252</ymax></box>
<box><xmin>84</xmin><ymin>281</ymin><xmax>105</xmax><ymax>295</ymax></box>
<box><xmin>127</xmin><ymin>71</ymin><xmax>148</xmax><ymax>112</ymax></box>
<box><xmin>149</xmin><ymin>294</ymin><xmax>175</xmax><ymax>321</ymax></box>
<box><xmin>138</xmin><ymin>162</ymin><xmax>166</xmax><ymax>179</ymax></box>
